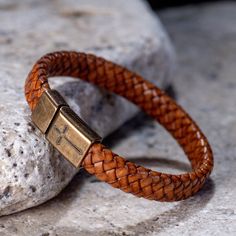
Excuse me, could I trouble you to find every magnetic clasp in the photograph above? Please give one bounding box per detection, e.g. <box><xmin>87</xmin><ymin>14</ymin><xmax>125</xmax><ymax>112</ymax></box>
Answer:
<box><xmin>31</xmin><ymin>90</ymin><xmax>68</xmax><ymax>134</ymax></box>
<box><xmin>31</xmin><ymin>89</ymin><xmax>102</xmax><ymax>168</ymax></box>
<box><xmin>46</xmin><ymin>106</ymin><xmax>101</xmax><ymax>167</ymax></box>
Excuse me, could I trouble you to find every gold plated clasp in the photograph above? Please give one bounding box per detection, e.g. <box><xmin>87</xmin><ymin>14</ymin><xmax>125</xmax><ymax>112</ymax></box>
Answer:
<box><xmin>32</xmin><ymin>90</ymin><xmax>102</xmax><ymax>168</ymax></box>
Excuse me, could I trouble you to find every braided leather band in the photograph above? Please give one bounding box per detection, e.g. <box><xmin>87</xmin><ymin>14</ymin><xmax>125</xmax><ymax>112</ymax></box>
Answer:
<box><xmin>25</xmin><ymin>51</ymin><xmax>213</xmax><ymax>201</ymax></box>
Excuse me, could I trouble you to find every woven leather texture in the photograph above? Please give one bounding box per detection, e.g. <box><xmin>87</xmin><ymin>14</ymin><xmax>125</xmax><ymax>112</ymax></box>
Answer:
<box><xmin>25</xmin><ymin>51</ymin><xmax>213</xmax><ymax>201</ymax></box>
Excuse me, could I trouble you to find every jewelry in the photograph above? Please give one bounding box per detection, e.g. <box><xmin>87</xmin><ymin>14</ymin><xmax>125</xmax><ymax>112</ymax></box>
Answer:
<box><xmin>25</xmin><ymin>51</ymin><xmax>213</xmax><ymax>201</ymax></box>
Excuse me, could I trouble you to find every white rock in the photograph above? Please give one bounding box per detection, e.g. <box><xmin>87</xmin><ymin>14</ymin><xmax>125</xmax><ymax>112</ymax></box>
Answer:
<box><xmin>0</xmin><ymin>0</ymin><xmax>175</xmax><ymax>216</ymax></box>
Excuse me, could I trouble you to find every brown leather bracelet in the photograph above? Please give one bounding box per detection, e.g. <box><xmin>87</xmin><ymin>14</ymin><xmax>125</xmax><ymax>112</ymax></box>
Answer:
<box><xmin>25</xmin><ymin>51</ymin><xmax>213</xmax><ymax>202</ymax></box>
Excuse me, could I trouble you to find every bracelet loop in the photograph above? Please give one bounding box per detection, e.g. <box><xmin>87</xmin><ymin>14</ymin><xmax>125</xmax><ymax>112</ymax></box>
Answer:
<box><xmin>25</xmin><ymin>51</ymin><xmax>213</xmax><ymax>201</ymax></box>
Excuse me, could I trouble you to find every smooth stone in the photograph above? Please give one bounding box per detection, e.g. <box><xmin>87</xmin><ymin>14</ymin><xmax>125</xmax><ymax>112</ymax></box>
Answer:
<box><xmin>0</xmin><ymin>0</ymin><xmax>175</xmax><ymax>216</ymax></box>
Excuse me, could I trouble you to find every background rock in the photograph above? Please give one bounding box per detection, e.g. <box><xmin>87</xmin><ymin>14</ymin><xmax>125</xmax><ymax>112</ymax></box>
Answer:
<box><xmin>0</xmin><ymin>2</ymin><xmax>235</xmax><ymax>235</ymax></box>
<box><xmin>0</xmin><ymin>0</ymin><xmax>175</xmax><ymax>216</ymax></box>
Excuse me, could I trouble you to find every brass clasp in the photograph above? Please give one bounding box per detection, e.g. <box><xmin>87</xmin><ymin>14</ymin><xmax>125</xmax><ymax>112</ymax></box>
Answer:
<box><xmin>31</xmin><ymin>90</ymin><xmax>102</xmax><ymax>168</ymax></box>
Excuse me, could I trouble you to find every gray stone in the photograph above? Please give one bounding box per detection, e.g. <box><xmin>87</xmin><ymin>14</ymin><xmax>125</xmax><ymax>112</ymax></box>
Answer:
<box><xmin>1</xmin><ymin>2</ymin><xmax>235</xmax><ymax>236</ymax></box>
<box><xmin>0</xmin><ymin>0</ymin><xmax>175</xmax><ymax>216</ymax></box>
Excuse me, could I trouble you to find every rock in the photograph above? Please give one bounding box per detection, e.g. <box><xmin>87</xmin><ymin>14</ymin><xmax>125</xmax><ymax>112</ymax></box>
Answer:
<box><xmin>0</xmin><ymin>2</ymin><xmax>235</xmax><ymax>235</ymax></box>
<box><xmin>0</xmin><ymin>0</ymin><xmax>175</xmax><ymax>216</ymax></box>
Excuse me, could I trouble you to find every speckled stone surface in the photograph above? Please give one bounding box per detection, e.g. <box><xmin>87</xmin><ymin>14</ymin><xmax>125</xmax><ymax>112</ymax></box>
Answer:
<box><xmin>0</xmin><ymin>2</ymin><xmax>235</xmax><ymax>236</ymax></box>
<box><xmin>0</xmin><ymin>0</ymin><xmax>175</xmax><ymax>216</ymax></box>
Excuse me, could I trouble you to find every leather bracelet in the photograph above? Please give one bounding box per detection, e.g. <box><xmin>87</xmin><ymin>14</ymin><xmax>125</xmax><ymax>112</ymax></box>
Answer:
<box><xmin>25</xmin><ymin>51</ymin><xmax>213</xmax><ymax>202</ymax></box>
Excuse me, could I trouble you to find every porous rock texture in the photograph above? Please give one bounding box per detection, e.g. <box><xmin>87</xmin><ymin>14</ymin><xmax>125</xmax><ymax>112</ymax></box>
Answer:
<box><xmin>0</xmin><ymin>0</ymin><xmax>175</xmax><ymax>216</ymax></box>
<box><xmin>0</xmin><ymin>2</ymin><xmax>236</xmax><ymax>236</ymax></box>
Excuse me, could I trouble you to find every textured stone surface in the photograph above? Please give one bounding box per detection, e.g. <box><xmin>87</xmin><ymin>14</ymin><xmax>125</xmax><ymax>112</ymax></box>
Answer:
<box><xmin>0</xmin><ymin>2</ymin><xmax>235</xmax><ymax>235</ymax></box>
<box><xmin>0</xmin><ymin>0</ymin><xmax>175</xmax><ymax>216</ymax></box>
